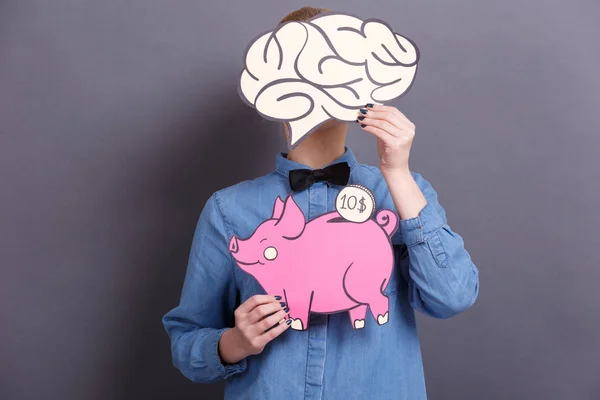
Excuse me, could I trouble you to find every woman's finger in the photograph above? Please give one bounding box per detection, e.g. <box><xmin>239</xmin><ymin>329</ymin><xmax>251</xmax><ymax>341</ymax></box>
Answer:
<box><xmin>358</xmin><ymin>116</ymin><xmax>401</xmax><ymax>138</ymax></box>
<box><xmin>258</xmin><ymin>315</ymin><xmax>292</xmax><ymax>346</ymax></box>
<box><xmin>236</xmin><ymin>294</ymin><xmax>280</xmax><ymax>315</ymax></box>
<box><xmin>359</xmin><ymin>123</ymin><xmax>398</xmax><ymax>145</ymax></box>
<box><xmin>358</xmin><ymin>108</ymin><xmax>411</xmax><ymax>132</ymax></box>
<box><xmin>259</xmin><ymin>308</ymin><xmax>290</xmax><ymax>333</ymax></box>
<box><xmin>247</xmin><ymin>301</ymin><xmax>287</xmax><ymax>324</ymax></box>
<box><xmin>366</xmin><ymin>104</ymin><xmax>414</xmax><ymax>128</ymax></box>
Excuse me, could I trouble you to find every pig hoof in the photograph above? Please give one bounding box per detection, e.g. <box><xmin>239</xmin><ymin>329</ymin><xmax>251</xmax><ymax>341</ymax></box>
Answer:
<box><xmin>290</xmin><ymin>318</ymin><xmax>304</xmax><ymax>331</ymax></box>
<box><xmin>354</xmin><ymin>319</ymin><xmax>365</xmax><ymax>329</ymax></box>
<box><xmin>377</xmin><ymin>312</ymin><xmax>389</xmax><ymax>325</ymax></box>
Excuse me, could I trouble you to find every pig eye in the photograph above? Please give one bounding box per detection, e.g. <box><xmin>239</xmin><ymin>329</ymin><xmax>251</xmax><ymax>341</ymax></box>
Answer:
<box><xmin>263</xmin><ymin>246</ymin><xmax>278</xmax><ymax>261</ymax></box>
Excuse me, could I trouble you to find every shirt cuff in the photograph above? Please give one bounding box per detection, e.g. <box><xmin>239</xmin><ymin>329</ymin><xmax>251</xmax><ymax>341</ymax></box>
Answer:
<box><xmin>209</xmin><ymin>328</ymin><xmax>247</xmax><ymax>380</ymax></box>
<box><xmin>398</xmin><ymin>200</ymin><xmax>445</xmax><ymax>247</ymax></box>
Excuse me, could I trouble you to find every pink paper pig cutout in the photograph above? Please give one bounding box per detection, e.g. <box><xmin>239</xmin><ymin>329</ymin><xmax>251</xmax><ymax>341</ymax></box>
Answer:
<box><xmin>228</xmin><ymin>194</ymin><xmax>399</xmax><ymax>331</ymax></box>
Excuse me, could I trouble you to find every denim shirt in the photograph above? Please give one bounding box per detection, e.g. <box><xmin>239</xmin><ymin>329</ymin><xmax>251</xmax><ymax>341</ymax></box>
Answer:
<box><xmin>162</xmin><ymin>147</ymin><xmax>479</xmax><ymax>400</ymax></box>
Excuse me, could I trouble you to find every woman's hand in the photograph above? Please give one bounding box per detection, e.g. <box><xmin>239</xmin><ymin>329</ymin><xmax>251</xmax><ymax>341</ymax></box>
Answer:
<box><xmin>357</xmin><ymin>103</ymin><xmax>427</xmax><ymax>220</ymax></box>
<box><xmin>356</xmin><ymin>103</ymin><xmax>416</xmax><ymax>174</ymax></box>
<box><xmin>218</xmin><ymin>295</ymin><xmax>291</xmax><ymax>364</ymax></box>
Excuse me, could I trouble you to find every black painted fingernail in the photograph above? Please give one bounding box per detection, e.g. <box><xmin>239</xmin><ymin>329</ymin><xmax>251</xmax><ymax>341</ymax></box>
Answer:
<box><xmin>275</xmin><ymin>295</ymin><xmax>282</xmax><ymax>300</ymax></box>
<box><xmin>284</xmin><ymin>307</ymin><xmax>289</xmax><ymax>313</ymax></box>
<box><xmin>360</xmin><ymin>124</ymin><xmax>366</xmax><ymax>128</ymax></box>
<box><xmin>357</xmin><ymin>116</ymin><xmax>365</xmax><ymax>121</ymax></box>
<box><xmin>359</xmin><ymin>108</ymin><xmax>368</xmax><ymax>114</ymax></box>
<box><xmin>366</xmin><ymin>103</ymin><xmax>374</xmax><ymax>108</ymax></box>
<box><xmin>279</xmin><ymin>302</ymin><xmax>286</xmax><ymax>307</ymax></box>
<box><xmin>286</xmin><ymin>319</ymin><xmax>292</xmax><ymax>325</ymax></box>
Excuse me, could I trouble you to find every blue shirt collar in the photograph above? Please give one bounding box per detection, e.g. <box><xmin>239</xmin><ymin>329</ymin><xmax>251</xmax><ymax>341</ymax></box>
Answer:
<box><xmin>275</xmin><ymin>146</ymin><xmax>358</xmax><ymax>177</ymax></box>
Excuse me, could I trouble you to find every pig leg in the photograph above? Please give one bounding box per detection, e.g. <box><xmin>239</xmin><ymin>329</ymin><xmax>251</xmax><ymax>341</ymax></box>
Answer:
<box><xmin>344</xmin><ymin>263</ymin><xmax>390</xmax><ymax>325</ymax></box>
<box><xmin>284</xmin><ymin>290</ymin><xmax>313</xmax><ymax>331</ymax></box>
<box><xmin>367</xmin><ymin>293</ymin><xmax>390</xmax><ymax>325</ymax></box>
<box><xmin>348</xmin><ymin>305</ymin><xmax>368</xmax><ymax>329</ymax></box>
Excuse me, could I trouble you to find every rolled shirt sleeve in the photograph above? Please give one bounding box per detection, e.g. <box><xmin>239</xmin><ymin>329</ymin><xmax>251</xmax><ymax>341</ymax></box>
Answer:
<box><xmin>162</xmin><ymin>193</ymin><xmax>247</xmax><ymax>383</ymax></box>
<box><xmin>392</xmin><ymin>172</ymin><xmax>480</xmax><ymax>319</ymax></box>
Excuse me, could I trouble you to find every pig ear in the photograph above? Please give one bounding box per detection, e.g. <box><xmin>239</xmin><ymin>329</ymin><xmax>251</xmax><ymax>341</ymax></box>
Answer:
<box><xmin>271</xmin><ymin>196</ymin><xmax>285</xmax><ymax>220</ymax></box>
<box><xmin>274</xmin><ymin>194</ymin><xmax>306</xmax><ymax>239</ymax></box>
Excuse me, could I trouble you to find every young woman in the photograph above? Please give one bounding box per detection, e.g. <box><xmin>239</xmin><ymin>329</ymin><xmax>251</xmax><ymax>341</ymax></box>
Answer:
<box><xmin>163</xmin><ymin>7</ymin><xmax>479</xmax><ymax>400</ymax></box>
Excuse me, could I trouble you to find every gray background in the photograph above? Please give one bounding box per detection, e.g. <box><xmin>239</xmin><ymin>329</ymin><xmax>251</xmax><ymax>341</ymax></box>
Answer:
<box><xmin>1</xmin><ymin>0</ymin><xmax>599</xmax><ymax>399</ymax></box>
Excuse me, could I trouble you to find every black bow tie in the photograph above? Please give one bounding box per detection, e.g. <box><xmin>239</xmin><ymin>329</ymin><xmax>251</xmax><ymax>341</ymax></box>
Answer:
<box><xmin>288</xmin><ymin>162</ymin><xmax>350</xmax><ymax>192</ymax></box>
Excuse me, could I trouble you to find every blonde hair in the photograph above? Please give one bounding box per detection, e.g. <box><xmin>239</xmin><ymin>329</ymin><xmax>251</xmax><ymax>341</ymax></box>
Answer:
<box><xmin>279</xmin><ymin>6</ymin><xmax>331</xmax><ymax>24</ymax></box>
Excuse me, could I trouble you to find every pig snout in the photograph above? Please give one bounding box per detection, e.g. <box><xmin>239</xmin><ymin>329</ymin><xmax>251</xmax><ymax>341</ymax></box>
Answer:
<box><xmin>229</xmin><ymin>236</ymin><xmax>239</xmax><ymax>254</ymax></box>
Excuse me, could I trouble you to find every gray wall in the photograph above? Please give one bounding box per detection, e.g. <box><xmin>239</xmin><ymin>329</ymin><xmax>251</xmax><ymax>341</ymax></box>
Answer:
<box><xmin>1</xmin><ymin>1</ymin><xmax>599</xmax><ymax>399</ymax></box>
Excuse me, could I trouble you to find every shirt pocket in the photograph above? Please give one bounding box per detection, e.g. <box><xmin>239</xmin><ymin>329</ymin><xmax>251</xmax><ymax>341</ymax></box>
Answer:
<box><xmin>383</xmin><ymin>244</ymin><xmax>410</xmax><ymax>296</ymax></box>
<box><xmin>383</xmin><ymin>271</ymin><xmax>400</xmax><ymax>296</ymax></box>
<box><xmin>427</xmin><ymin>230</ymin><xmax>449</xmax><ymax>268</ymax></box>
<box><xmin>383</xmin><ymin>246</ymin><xmax>406</xmax><ymax>296</ymax></box>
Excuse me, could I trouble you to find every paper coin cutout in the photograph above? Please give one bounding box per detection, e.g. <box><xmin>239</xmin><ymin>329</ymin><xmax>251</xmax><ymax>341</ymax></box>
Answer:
<box><xmin>335</xmin><ymin>185</ymin><xmax>376</xmax><ymax>223</ymax></box>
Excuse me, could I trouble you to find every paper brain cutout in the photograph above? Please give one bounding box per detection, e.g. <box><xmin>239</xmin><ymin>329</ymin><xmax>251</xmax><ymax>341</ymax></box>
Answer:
<box><xmin>228</xmin><ymin>185</ymin><xmax>399</xmax><ymax>331</ymax></box>
<box><xmin>238</xmin><ymin>12</ymin><xmax>420</xmax><ymax>148</ymax></box>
